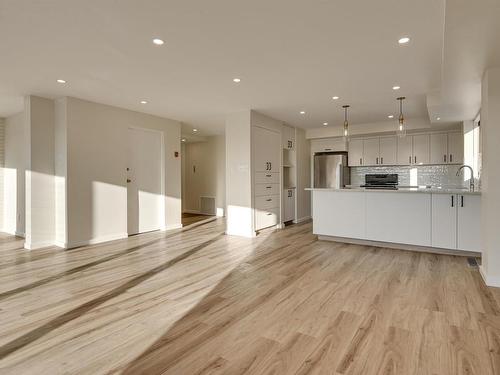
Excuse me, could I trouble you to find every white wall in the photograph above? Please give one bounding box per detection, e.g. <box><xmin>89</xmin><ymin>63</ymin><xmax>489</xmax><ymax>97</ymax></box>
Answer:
<box><xmin>305</xmin><ymin>118</ymin><xmax>459</xmax><ymax>139</ymax></box>
<box><xmin>225</xmin><ymin>111</ymin><xmax>253</xmax><ymax>236</ymax></box>
<box><xmin>61</xmin><ymin>97</ymin><xmax>181</xmax><ymax>247</ymax></box>
<box><xmin>295</xmin><ymin>128</ymin><xmax>311</xmax><ymax>222</ymax></box>
<box><xmin>480</xmin><ymin>67</ymin><xmax>500</xmax><ymax>287</ymax></box>
<box><xmin>54</xmin><ymin>98</ymin><xmax>67</xmax><ymax>246</ymax></box>
<box><xmin>182</xmin><ymin>135</ymin><xmax>225</xmax><ymax>216</ymax></box>
<box><xmin>3</xmin><ymin>112</ymin><xmax>26</xmax><ymax>236</ymax></box>
<box><xmin>24</xmin><ymin>96</ymin><xmax>55</xmax><ymax>249</ymax></box>
<box><xmin>0</xmin><ymin>118</ymin><xmax>4</xmax><ymax>232</ymax></box>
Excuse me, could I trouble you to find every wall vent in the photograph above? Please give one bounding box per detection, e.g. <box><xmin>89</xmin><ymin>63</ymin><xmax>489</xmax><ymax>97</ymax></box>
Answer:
<box><xmin>200</xmin><ymin>196</ymin><xmax>216</xmax><ymax>215</ymax></box>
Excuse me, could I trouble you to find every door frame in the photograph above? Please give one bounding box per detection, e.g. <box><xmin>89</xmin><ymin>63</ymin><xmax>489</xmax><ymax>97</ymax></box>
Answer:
<box><xmin>127</xmin><ymin>126</ymin><xmax>166</xmax><ymax>234</ymax></box>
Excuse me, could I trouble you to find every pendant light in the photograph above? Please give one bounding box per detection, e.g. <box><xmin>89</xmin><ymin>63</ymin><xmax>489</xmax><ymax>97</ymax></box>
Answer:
<box><xmin>397</xmin><ymin>96</ymin><xmax>407</xmax><ymax>138</ymax></box>
<box><xmin>342</xmin><ymin>105</ymin><xmax>350</xmax><ymax>141</ymax></box>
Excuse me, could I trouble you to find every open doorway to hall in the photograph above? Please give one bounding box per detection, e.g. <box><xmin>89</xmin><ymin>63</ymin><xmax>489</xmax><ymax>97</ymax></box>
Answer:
<box><xmin>181</xmin><ymin>132</ymin><xmax>225</xmax><ymax>227</ymax></box>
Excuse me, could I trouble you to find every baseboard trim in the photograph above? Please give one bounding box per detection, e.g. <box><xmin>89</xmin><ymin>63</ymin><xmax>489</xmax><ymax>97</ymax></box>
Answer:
<box><xmin>183</xmin><ymin>210</ymin><xmax>215</xmax><ymax>216</ymax></box>
<box><xmin>479</xmin><ymin>265</ymin><xmax>500</xmax><ymax>288</ymax></box>
<box><xmin>65</xmin><ymin>233</ymin><xmax>128</xmax><ymax>249</ymax></box>
<box><xmin>165</xmin><ymin>224</ymin><xmax>183</xmax><ymax>230</ymax></box>
<box><xmin>294</xmin><ymin>216</ymin><xmax>312</xmax><ymax>224</ymax></box>
<box><xmin>24</xmin><ymin>241</ymin><xmax>56</xmax><ymax>250</ymax></box>
<box><xmin>318</xmin><ymin>235</ymin><xmax>481</xmax><ymax>258</ymax></box>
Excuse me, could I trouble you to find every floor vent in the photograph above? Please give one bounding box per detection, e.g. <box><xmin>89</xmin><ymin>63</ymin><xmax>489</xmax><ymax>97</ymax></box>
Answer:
<box><xmin>200</xmin><ymin>196</ymin><xmax>216</xmax><ymax>215</ymax></box>
<box><xmin>467</xmin><ymin>257</ymin><xmax>479</xmax><ymax>268</ymax></box>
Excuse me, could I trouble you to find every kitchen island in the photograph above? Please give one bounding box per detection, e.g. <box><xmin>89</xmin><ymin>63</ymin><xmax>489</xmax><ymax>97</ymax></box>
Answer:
<box><xmin>306</xmin><ymin>187</ymin><xmax>481</xmax><ymax>254</ymax></box>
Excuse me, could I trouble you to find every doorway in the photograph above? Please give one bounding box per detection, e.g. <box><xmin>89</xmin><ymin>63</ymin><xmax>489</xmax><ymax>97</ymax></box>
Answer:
<box><xmin>127</xmin><ymin>127</ymin><xmax>164</xmax><ymax>235</ymax></box>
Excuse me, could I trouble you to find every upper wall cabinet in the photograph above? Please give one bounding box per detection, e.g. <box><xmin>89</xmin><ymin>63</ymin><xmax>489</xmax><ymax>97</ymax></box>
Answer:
<box><xmin>253</xmin><ymin>126</ymin><xmax>281</xmax><ymax>172</ymax></box>
<box><xmin>348</xmin><ymin>137</ymin><xmax>397</xmax><ymax>166</ymax></box>
<box><xmin>379</xmin><ymin>137</ymin><xmax>397</xmax><ymax>165</ymax></box>
<box><xmin>430</xmin><ymin>132</ymin><xmax>464</xmax><ymax>165</ymax></box>
<box><xmin>348</xmin><ymin>139</ymin><xmax>364</xmax><ymax>166</ymax></box>
<box><xmin>412</xmin><ymin>134</ymin><xmax>430</xmax><ymax>165</ymax></box>
<box><xmin>362</xmin><ymin>138</ymin><xmax>380</xmax><ymax>166</ymax></box>
<box><xmin>282</xmin><ymin>125</ymin><xmax>295</xmax><ymax>150</ymax></box>
<box><xmin>311</xmin><ymin>138</ymin><xmax>347</xmax><ymax>153</ymax></box>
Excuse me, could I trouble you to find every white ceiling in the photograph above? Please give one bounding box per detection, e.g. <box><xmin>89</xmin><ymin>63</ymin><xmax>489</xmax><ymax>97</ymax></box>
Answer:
<box><xmin>0</xmin><ymin>0</ymin><xmax>497</xmax><ymax>134</ymax></box>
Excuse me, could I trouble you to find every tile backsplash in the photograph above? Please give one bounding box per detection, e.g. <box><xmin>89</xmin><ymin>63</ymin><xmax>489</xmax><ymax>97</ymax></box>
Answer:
<box><xmin>350</xmin><ymin>165</ymin><xmax>473</xmax><ymax>188</ymax></box>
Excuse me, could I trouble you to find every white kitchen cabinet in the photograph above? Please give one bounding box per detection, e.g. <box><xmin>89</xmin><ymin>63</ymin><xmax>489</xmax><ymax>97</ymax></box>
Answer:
<box><xmin>365</xmin><ymin>192</ymin><xmax>431</xmax><ymax>246</ymax></box>
<box><xmin>397</xmin><ymin>136</ymin><xmax>413</xmax><ymax>165</ymax></box>
<box><xmin>348</xmin><ymin>139</ymin><xmax>364</xmax><ymax>166</ymax></box>
<box><xmin>253</xmin><ymin>126</ymin><xmax>281</xmax><ymax>172</ymax></box>
<box><xmin>311</xmin><ymin>138</ymin><xmax>347</xmax><ymax>153</ymax></box>
<box><xmin>412</xmin><ymin>134</ymin><xmax>430</xmax><ymax>165</ymax></box>
<box><xmin>282</xmin><ymin>125</ymin><xmax>295</xmax><ymax>150</ymax></box>
<box><xmin>363</xmin><ymin>138</ymin><xmax>380</xmax><ymax>166</ymax></box>
<box><xmin>430</xmin><ymin>133</ymin><xmax>449</xmax><ymax>164</ymax></box>
<box><xmin>255</xmin><ymin>183</ymin><xmax>280</xmax><ymax>196</ymax></box>
<box><xmin>283</xmin><ymin>189</ymin><xmax>295</xmax><ymax>222</ymax></box>
<box><xmin>312</xmin><ymin>190</ymin><xmax>366</xmax><ymax>238</ymax></box>
<box><xmin>431</xmin><ymin>194</ymin><xmax>457</xmax><ymax>249</ymax></box>
<box><xmin>379</xmin><ymin>137</ymin><xmax>397</xmax><ymax>165</ymax></box>
<box><xmin>255</xmin><ymin>208</ymin><xmax>279</xmax><ymax>230</ymax></box>
<box><xmin>457</xmin><ymin>194</ymin><xmax>481</xmax><ymax>251</ymax></box>
<box><xmin>448</xmin><ymin>132</ymin><xmax>464</xmax><ymax>164</ymax></box>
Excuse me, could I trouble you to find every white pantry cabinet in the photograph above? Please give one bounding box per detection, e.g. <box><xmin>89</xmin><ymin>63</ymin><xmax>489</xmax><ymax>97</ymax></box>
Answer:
<box><xmin>253</xmin><ymin>126</ymin><xmax>281</xmax><ymax>172</ymax></box>
<box><xmin>365</xmin><ymin>192</ymin><xmax>431</xmax><ymax>246</ymax></box>
<box><xmin>457</xmin><ymin>194</ymin><xmax>481</xmax><ymax>251</ymax></box>
<box><xmin>282</xmin><ymin>125</ymin><xmax>295</xmax><ymax>150</ymax></box>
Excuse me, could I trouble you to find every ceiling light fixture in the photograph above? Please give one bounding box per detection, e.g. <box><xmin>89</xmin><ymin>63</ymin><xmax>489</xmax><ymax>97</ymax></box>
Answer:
<box><xmin>323</xmin><ymin>122</ymin><xmax>328</xmax><ymax>126</ymax></box>
<box><xmin>152</xmin><ymin>38</ymin><xmax>164</xmax><ymax>45</ymax></box>
<box><xmin>193</xmin><ymin>128</ymin><xmax>198</xmax><ymax>132</ymax></box>
<box><xmin>300</xmin><ymin>111</ymin><xmax>305</xmax><ymax>115</ymax></box>
<box><xmin>398</xmin><ymin>37</ymin><xmax>410</xmax><ymax>44</ymax></box>
<box><xmin>396</xmin><ymin>96</ymin><xmax>407</xmax><ymax>138</ymax></box>
<box><xmin>233</xmin><ymin>78</ymin><xmax>241</xmax><ymax>83</ymax></box>
<box><xmin>393</xmin><ymin>86</ymin><xmax>401</xmax><ymax>90</ymax></box>
<box><xmin>436</xmin><ymin>117</ymin><xmax>441</xmax><ymax>121</ymax></box>
<box><xmin>388</xmin><ymin>115</ymin><xmax>394</xmax><ymax>119</ymax></box>
<box><xmin>56</xmin><ymin>79</ymin><xmax>66</xmax><ymax>84</ymax></box>
<box><xmin>342</xmin><ymin>105</ymin><xmax>350</xmax><ymax>141</ymax></box>
<box><xmin>140</xmin><ymin>100</ymin><xmax>148</xmax><ymax>104</ymax></box>
<box><xmin>181</xmin><ymin>138</ymin><xmax>186</xmax><ymax>142</ymax></box>
<box><xmin>332</xmin><ymin>96</ymin><xmax>340</xmax><ymax>100</ymax></box>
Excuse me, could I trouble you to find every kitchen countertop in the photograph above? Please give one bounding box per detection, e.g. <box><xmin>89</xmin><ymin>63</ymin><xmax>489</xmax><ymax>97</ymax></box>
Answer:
<box><xmin>305</xmin><ymin>187</ymin><xmax>481</xmax><ymax>195</ymax></box>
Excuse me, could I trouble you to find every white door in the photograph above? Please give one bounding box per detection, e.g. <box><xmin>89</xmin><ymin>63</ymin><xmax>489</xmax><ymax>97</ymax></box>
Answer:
<box><xmin>430</xmin><ymin>133</ymin><xmax>448</xmax><ymax>164</ymax></box>
<box><xmin>448</xmin><ymin>132</ymin><xmax>464</xmax><ymax>164</ymax></box>
<box><xmin>397</xmin><ymin>136</ymin><xmax>413</xmax><ymax>165</ymax></box>
<box><xmin>457</xmin><ymin>195</ymin><xmax>481</xmax><ymax>251</ymax></box>
<box><xmin>127</xmin><ymin>128</ymin><xmax>163</xmax><ymax>235</ymax></box>
<box><xmin>431</xmin><ymin>194</ymin><xmax>457</xmax><ymax>249</ymax></box>
<box><xmin>363</xmin><ymin>138</ymin><xmax>380</xmax><ymax>166</ymax></box>
<box><xmin>379</xmin><ymin>137</ymin><xmax>397</xmax><ymax>165</ymax></box>
<box><xmin>348</xmin><ymin>139</ymin><xmax>364</xmax><ymax>166</ymax></box>
<box><xmin>412</xmin><ymin>134</ymin><xmax>430</xmax><ymax>165</ymax></box>
<box><xmin>253</xmin><ymin>126</ymin><xmax>281</xmax><ymax>172</ymax></box>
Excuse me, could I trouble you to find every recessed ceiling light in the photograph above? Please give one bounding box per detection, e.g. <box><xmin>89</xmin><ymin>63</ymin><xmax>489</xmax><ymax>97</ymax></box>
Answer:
<box><xmin>300</xmin><ymin>111</ymin><xmax>305</xmax><ymax>115</ymax></box>
<box><xmin>332</xmin><ymin>96</ymin><xmax>340</xmax><ymax>100</ymax></box>
<box><xmin>398</xmin><ymin>37</ymin><xmax>410</xmax><ymax>44</ymax></box>
<box><xmin>323</xmin><ymin>122</ymin><xmax>328</xmax><ymax>126</ymax></box>
<box><xmin>193</xmin><ymin>128</ymin><xmax>198</xmax><ymax>132</ymax></box>
<box><xmin>56</xmin><ymin>79</ymin><xmax>66</xmax><ymax>84</ymax></box>
<box><xmin>181</xmin><ymin>138</ymin><xmax>186</xmax><ymax>142</ymax></box>
<box><xmin>436</xmin><ymin>117</ymin><xmax>441</xmax><ymax>121</ymax></box>
<box><xmin>393</xmin><ymin>86</ymin><xmax>401</xmax><ymax>90</ymax></box>
<box><xmin>152</xmin><ymin>38</ymin><xmax>164</xmax><ymax>45</ymax></box>
<box><xmin>140</xmin><ymin>100</ymin><xmax>148</xmax><ymax>104</ymax></box>
<box><xmin>233</xmin><ymin>78</ymin><xmax>241</xmax><ymax>83</ymax></box>
<box><xmin>388</xmin><ymin>115</ymin><xmax>394</xmax><ymax>119</ymax></box>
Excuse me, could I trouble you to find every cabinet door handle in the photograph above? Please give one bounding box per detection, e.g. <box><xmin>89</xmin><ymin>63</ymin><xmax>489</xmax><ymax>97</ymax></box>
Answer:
<box><xmin>461</xmin><ymin>195</ymin><xmax>464</xmax><ymax>207</ymax></box>
<box><xmin>360</xmin><ymin>158</ymin><xmax>362</xmax><ymax>165</ymax></box>
<box><xmin>266</xmin><ymin>186</ymin><xmax>272</xmax><ymax>189</ymax></box>
<box><xmin>414</xmin><ymin>156</ymin><xmax>417</xmax><ymax>164</ymax></box>
<box><xmin>269</xmin><ymin>162</ymin><xmax>272</xmax><ymax>170</ymax></box>
<box><xmin>324</xmin><ymin>148</ymin><xmax>332</xmax><ymax>151</ymax></box>
<box><xmin>266</xmin><ymin>199</ymin><xmax>272</xmax><ymax>202</ymax></box>
<box><xmin>381</xmin><ymin>157</ymin><xmax>383</xmax><ymax>164</ymax></box>
<box><xmin>451</xmin><ymin>195</ymin><xmax>454</xmax><ymax>207</ymax></box>
<box><xmin>450</xmin><ymin>154</ymin><xmax>453</xmax><ymax>163</ymax></box>
<box><xmin>266</xmin><ymin>174</ymin><xmax>271</xmax><ymax>177</ymax></box>
<box><xmin>409</xmin><ymin>156</ymin><xmax>412</xmax><ymax>164</ymax></box>
<box><xmin>376</xmin><ymin>157</ymin><xmax>379</xmax><ymax>165</ymax></box>
<box><xmin>444</xmin><ymin>154</ymin><xmax>447</xmax><ymax>163</ymax></box>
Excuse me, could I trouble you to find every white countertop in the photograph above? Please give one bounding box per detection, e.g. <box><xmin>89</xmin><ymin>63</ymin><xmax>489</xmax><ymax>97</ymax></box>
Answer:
<box><xmin>305</xmin><ymin>187</ymin><xmax>481</xmax><ymax>195</ymax></box>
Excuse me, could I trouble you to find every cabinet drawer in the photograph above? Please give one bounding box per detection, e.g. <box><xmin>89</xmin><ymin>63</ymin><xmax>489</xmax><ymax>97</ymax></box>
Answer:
<box><xmin>255</xmin><ymin>183</ymin><xmax>280</xmax><ymax>196</ymax></box>
<box><xmin>255</xmin><ymin>207</ymin><xmax>279</xmax><ymax>230</ymax></box>
<box><xmin>255</xmin><ymin>172</ymin><xmax>279</xmax><ymax>184</ymax></box>
<box><xmin>255</xmin><ymin>195</ymin><xmax>280</xmax><ymax>210</ymax></box>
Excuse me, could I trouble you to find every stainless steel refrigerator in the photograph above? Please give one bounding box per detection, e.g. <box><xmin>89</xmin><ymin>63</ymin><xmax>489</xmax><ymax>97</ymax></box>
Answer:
<box><xmin>313</xmin><ymin>152</ymin><xmax>350</xmax><ymax>188</ymax></box>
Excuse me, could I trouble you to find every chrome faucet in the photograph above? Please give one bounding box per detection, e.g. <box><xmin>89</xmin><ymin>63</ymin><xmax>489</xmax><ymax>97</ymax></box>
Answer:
<box><xmin>456</xmin><ymin>165</ymin><xmax>475</xmax><ymax>192</ymax></box>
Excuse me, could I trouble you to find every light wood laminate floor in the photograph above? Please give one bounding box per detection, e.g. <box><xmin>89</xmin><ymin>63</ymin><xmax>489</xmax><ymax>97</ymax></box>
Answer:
<box><xmin>0</xmin><ymin>219</ymin><xmax>499</xmax><ymax>374</ymax></box>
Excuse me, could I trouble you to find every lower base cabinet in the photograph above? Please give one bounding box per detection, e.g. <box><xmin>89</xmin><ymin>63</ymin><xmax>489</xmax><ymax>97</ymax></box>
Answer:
<box><xmin>255</xmin><ymin>207</ymin><xmax>279</xmax><ymax>230</ymax></box>
<box><xmin>283</xmin><ymin>189</ymin><xmax>295</xmax><ymax>222</ymax></box>
<box><xmin>457</xmin><ymin>195</ymin><xmax>481</xmax><ymax>251</ymax></box>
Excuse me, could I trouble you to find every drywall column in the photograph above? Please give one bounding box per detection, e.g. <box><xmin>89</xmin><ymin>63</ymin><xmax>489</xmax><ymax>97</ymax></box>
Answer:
<box><xmin>480</xmin><ymin>67</ymin><xmax>500</xmax><ymax>287</ymax></box>
<box><xmin>24</xmin><ymin>96</ymin><xmax>55</xmax><ymax>249</ymax></box>
<box><xmin>225</xmin><ymin>111</ymin><xmax>253</xmax><ymax>237</ymax></box>
<box><xmin>0</xmin><ymin>119</ymin><xmax>4</xmax><ymax>232</ymax></box>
